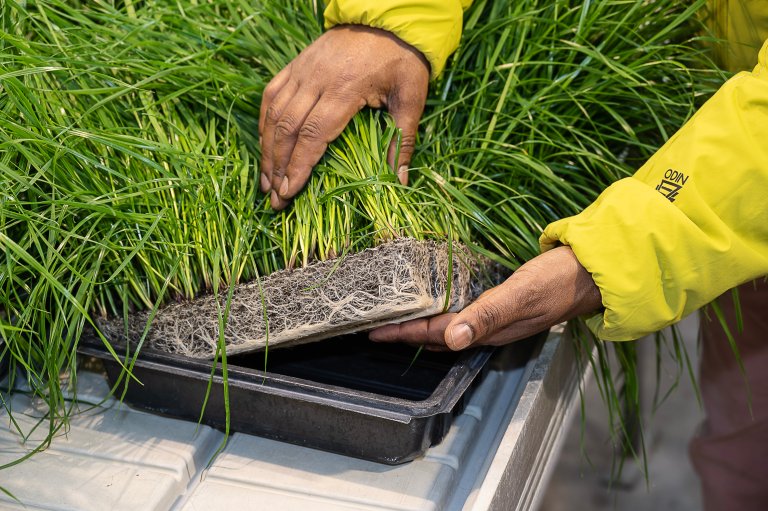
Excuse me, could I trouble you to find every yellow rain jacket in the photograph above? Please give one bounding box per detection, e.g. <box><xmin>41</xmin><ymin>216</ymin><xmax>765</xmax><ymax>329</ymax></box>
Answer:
<box><xmin>323</xmin><ymin>1</ymin><xmax>768</xmax><ymax>341</ymax></box>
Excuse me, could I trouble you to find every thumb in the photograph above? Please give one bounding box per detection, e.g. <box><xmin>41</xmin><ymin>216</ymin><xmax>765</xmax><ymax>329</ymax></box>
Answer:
<box><xmin>387</xmin><ymin>93</ymin><xmax>426</xmax><ymax>185</ymax></box>
<box><xmin>444</xmin><ymin>286</ymin><xmax>514</xmax><ymax>350</ymax></box>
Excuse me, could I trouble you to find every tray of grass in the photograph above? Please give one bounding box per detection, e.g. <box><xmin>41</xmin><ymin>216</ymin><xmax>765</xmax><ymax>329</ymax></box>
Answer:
<box><xmin>4</xmin><ymin>0</ymin><xmax>720</xmax><ymax>464</ymax></box>
<box><xmin>79</xmin><ymin>334</ymin><xmax>495</xmax><ymax>464</ymax></box>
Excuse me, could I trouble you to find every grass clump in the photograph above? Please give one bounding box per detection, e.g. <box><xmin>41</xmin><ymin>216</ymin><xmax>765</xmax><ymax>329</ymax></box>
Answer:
<box><xmin>2</xmin><ymin>0</ymin><xmax>722</xmax><ymax>469</ymax></box>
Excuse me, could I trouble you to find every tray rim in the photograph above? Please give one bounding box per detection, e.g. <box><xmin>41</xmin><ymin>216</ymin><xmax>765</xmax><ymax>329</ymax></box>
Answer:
<box><xmin>77</xmin><ymin>338</ymin><xmax>494</xmax><ymax>423</ymax></box>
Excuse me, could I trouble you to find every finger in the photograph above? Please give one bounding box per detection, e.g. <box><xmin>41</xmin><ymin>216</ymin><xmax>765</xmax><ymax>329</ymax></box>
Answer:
<box><xmin>401</xmin><ymin>342</ymin><xmax>449</xmax><ymax>352</ymax></box>
<box><xmin>269</xmin><ymin>87</ymin><xmax>321</xmax><ymax>198</ymax></box>
<box><xmin>258</xmin><ymin>67</ymin><xmax>291</xmax><ymax>139</ymax></box>
<box><xmin>368</xmin><ymin>314</ymin><xmax>456</xmax><ymax>345</ymax></box>
<box><xmin>275</xmin><ymin>95</ymin><xmax>363</xmax><ymax>205</ymax></box>
<box><xmin>386</xmin><ymin>84</ymin><xmax>427</xmax><ymax>185</ymax></box>
<box><xmin>422</xmin><ymin>344</ymin><xmax>451</xmax><ymax>352</ymax></box>
<box><xmin>259</xmin><ymin>76</ymin><xmax>298</xmax><ymax>195</ymax></box>
<box><xmin>259</xmin><ymin>68</ymin><xmax>291</xmax><ymax>192</ymax></box>
<box><xmin>471</xmin><ymin>319</ymin><xmax>550</xmax><ymax>346</ymax></box>
<box><xmin>443</xmin><ymin>284</ymin><xmax>519</xmax><ymax>350</ymax></box>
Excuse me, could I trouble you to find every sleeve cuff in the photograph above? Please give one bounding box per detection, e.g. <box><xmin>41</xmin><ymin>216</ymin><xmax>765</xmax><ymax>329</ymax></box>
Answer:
<box><xmin>323</xmin><ymin>0</ymin><xmax>464</xmax><ymax>78</ymax></box>
<box><xmin>540</xmin><ymin>177</ymin><xmax>768</xmax><ymax>341</ymax></box>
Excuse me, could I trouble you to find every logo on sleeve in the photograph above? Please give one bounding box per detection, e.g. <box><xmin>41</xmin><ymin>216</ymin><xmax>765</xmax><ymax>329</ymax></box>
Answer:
<box><xmin>655</xmin><ymin>169</ymin><xmax>688</xmax><ymax>202</ymax></box>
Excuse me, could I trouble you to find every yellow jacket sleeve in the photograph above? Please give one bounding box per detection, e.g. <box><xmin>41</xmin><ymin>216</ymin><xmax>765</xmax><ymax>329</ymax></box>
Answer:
<box><xmin>706</xmin><ymin>0</ymin><xmax>768</xmax><ymax>73</ymax></box>
<box><xmin>540</xmin><ymin>38</ymin><xmax>768</xmax><ymax>341</ymax></box>
<box><xmin>323</xmin><ymin>0</ymin><xmax>472</xmax><ymax>78</ymax></box>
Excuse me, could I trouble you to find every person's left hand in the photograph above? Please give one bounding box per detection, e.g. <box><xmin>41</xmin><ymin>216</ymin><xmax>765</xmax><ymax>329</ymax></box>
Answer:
<box><xmin>368</xmin><ymin>246</ymin><xmax>603</xmax><ymax>350</ymax></box>
<box><xmin>259</xmin><ymin>25</ymin><xmax>430</xmax><ymax>210</ymax></box>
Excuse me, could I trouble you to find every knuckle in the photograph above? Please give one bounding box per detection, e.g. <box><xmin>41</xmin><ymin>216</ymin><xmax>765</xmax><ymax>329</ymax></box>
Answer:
<box><xmin>398</xmin><ymin>133</ymin><xmax>416</xmax><ymax>153</ymax></box>
<box><xmin>274</xmin><ymin>115</ymin><xmax>299</xmax><ymax>138</ymax></box>
<box><xmin>263</xmin><ymin>82</ymin><xmax>279</xmax><ymax>103</ymax></box>
<box><xmin>298</xmin><ymin>117</ymin><xmax>324</xmax><ymax>141</ymax></box>
<box><xmin>475</xmin><ymin>302</ymin><xmax>505</xmax><ymax>333</ymax></box>
<box><xmin>263</xmin><ymin>67</ymin><xmax>292</xmax><ymax>100</ymax></box>
<box><xmin>265</xmin><ymin>104</ymin><xmax>282</xmax><ymax>124</ymax></box>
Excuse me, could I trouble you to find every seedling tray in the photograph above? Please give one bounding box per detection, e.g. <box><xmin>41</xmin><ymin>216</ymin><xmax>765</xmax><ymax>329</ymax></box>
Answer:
<box><xmin>79</xmin><ymin>335</ymin><xmax>494</xmax><ymax>464</ymax></box>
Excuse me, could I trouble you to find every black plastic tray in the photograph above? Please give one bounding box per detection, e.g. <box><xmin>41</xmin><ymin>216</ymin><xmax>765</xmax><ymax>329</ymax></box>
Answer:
<box><xmin>79</xmin><ymin>334</ymin><xmax>494</xmax><ymax>464</ymax></box>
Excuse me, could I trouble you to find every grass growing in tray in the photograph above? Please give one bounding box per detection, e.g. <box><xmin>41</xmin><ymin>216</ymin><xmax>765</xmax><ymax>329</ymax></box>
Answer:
<box><xmin>1</xmin><ymin>0</ymin><xmax>723</xmax><ymax>469</ymax></box>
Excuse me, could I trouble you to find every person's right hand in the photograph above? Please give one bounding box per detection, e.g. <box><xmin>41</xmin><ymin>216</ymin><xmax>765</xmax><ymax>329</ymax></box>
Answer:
<box><xmin>368</xmin><ymin>246</ymin><xmax>604</xmax><ymax>350</ymax></box>
<box><xmin>259</xmin><ymin>25</ymin><xmax>430</xmax><ymax>210</ymax></box>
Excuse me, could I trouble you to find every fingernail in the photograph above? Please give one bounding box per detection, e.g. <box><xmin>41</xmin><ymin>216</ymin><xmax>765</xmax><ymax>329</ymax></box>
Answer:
<box><xmin>448</xmin><ymin>323</ymin><xmax>473</xmax><ymax>350</ymax></box>
<box><xmin>368</xmin><ymin>330</ymin><xmax>383</xmax><ymax>341</ymax></box>
<box><xmin>279</xmin><ymin>178</ymin><xmax>289</xmax><ymax>197</ymax></box>
<box><xmin>397</xmin><ymin>165</ymin><xmax>408</xmax><ymax>184</ymax></box>
<box><xmin>270</xmin><ymin>190</ymin><xmax>280</xmax><ymax>206</ymax></box>
<box><xmin>260</xmin><ymin>173</ymin><xmax>270</xmax><ymax>191</ymax></box>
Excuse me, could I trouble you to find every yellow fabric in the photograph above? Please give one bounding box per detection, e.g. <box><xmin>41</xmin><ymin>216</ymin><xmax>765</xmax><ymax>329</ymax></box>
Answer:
<box><xmin>541</xmin><ymin>38</ymin><xmax>768</xmax><ymax>341</ymax></box>
<box><xmin>323</xmin><ymin>0</ymin><xmax>467</xmax><ymax>78</ymax></box>
<box><xmin>706</xmin><ymin>0</ymin><xmax>768</xmax><ymax>72</ymax></box>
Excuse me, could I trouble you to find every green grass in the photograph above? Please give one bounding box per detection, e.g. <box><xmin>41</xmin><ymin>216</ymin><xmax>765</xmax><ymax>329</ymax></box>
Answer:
<box><xmin>1</xmin><ymin>0</ymin><xmax>724</xmax><ymax>473</ymax></box>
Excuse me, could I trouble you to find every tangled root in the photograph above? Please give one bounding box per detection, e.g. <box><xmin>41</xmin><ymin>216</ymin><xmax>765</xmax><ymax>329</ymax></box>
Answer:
<box><xmin>97</xmin><ymin>238</ymin><xmax>507</xmax><ymax>358</ymax></box>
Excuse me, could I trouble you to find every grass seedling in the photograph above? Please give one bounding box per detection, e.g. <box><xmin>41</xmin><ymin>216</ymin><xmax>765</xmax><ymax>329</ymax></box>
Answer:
<box><xmin>1</xmin><ymin>0</ymin><xmax>726</xmax><ymax>483</ymax></box>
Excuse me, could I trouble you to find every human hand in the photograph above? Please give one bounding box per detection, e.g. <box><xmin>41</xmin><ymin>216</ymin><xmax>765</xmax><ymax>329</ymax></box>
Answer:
<box><xmin>259</xmin><ymin>25</ymin><xmax>430</xmax><ymax>210</ymax></box>
<box><xmin>368</xmin><ymin>246</ymin><xmax>603</xmax><ymax>350</ymax></box>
